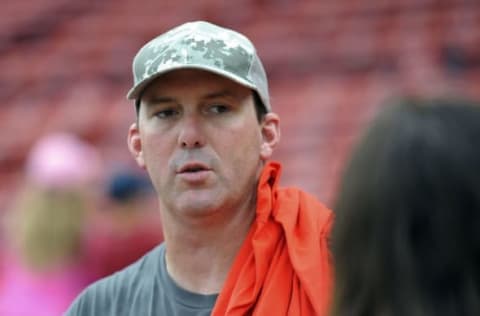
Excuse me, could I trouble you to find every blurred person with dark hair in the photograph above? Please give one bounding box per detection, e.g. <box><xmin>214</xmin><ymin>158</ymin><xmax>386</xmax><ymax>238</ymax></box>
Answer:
<box><xmin>332</xmin><ymin>97</ymin><xmax>480</xmax><ymax>316</ymax></box>
<box><xmin>66</xmin><ymin>21</ymin><xmax>333</xmax><ymax>316</ymax></box>
<box><xmin>84</xmin><ymin>168</ymin><xmax>163</xmax><ymax>278</ymax></box>
<box><xmin>0</xmin><ymin>133</ymin><xmax>102</xmax><ymax>316</ymax></box>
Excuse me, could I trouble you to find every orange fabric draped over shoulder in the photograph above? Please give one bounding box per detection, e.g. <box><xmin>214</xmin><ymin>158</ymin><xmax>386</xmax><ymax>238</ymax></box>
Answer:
<box><xmin>211</xmin><ymin>161</ymin><xmax>334</xmax><ymax>316</ymax></box>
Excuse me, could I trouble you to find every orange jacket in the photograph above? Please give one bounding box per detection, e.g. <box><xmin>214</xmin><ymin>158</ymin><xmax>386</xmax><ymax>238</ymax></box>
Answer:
<box><xmin>212</xmin><ymin>161</ymin><xmax>334</xmax><ymax>316</ymax></box>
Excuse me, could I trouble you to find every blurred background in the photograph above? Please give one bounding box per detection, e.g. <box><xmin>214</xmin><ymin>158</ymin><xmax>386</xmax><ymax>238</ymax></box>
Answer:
<box><xmin>1</xmin><ymin>0</ymin><xmax>480</xmax><ymax>207</ymax></box>
<box><xmin>0</xmin><ymin>0</ymin><xmax>479</xmax><ymax>309</ymax></box>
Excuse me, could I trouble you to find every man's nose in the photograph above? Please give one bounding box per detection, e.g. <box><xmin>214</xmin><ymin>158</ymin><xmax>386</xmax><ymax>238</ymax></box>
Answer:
<box><xmin>178</xmin><ymin>115</ymin><xmax>206</xmax><ymax>148</ymax></box>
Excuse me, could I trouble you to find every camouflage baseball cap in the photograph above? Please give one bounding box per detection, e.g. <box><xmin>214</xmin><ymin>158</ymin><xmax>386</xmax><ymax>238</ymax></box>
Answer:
<box><xmin>126</xmin><ymin>21</ymin><xmax>271</xmax><ymax>112</ymax></box>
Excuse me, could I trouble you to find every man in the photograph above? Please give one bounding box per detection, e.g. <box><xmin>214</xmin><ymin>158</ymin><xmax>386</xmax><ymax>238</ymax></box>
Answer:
<box><xmin>66</xmin><ymin>21</ymin><xmax>333</xmax><ymax>316</ymax></box>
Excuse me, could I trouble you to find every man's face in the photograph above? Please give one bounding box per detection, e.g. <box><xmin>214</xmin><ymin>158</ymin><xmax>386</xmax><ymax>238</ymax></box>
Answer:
<box><xmin>128</xmin><ymin>69</ymin><xmax>279</xmax><ymax>219</ymax></box>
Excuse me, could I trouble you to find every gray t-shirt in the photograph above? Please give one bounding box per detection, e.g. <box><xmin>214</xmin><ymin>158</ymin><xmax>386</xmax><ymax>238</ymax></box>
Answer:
<box><xmin>65</xmin><ymin>243</ymin><xmax>217</xmax><ymax>316</ymax></box>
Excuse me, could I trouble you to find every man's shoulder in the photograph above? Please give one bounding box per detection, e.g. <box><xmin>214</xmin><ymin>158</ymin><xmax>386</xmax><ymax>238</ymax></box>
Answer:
<box><xmin>65</xmin><ymin>244</ymin><xmax>164</xmax><ymax>316</ymax></box>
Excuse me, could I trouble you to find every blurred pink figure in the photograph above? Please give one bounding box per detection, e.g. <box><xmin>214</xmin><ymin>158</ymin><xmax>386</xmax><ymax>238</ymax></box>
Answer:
<box><xmin>0</xmin><ymin>133</ymin><xmax>102</xmax><ymax>316</ymax></box>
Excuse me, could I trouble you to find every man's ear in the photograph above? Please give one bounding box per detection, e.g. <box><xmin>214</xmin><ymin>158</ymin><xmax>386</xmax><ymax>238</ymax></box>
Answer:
<box><xmin>127</xmin><ymin>123</ymin><xmax>146</xmax><ymax>169</ymax></box>
<box><xmin>260</xmin><ymin>112</ymin><xmax>280</xmax><ymax>160</ymax></box>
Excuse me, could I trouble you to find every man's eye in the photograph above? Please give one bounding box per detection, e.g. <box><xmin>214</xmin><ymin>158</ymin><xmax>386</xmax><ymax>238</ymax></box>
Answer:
<box><xmin>155</xmin><ymin>109</ymin><xmax>179</xmax><ymax>118</ymax></box>
<box><xmin>209</xmin><ymin>104</ymin><xmax>230</xmax><ymax>114</ymax></box>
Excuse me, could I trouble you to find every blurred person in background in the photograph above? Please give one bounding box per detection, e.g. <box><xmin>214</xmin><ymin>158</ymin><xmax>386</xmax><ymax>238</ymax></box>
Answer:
<box><xmin>0</xmin><ymin>133</ymin><xmax>102</xmax><ymax>316</ymax></box>
<box><xmin>332</xmin><ymin>97</ymin><xmax>480</xmax><ymax>316</ymax></box>
<box><xmin>84</xmin><ymin>167</ymin><xmax>163</xmax><ymax>279</ymax></box>
<box><xmin>66</xmin><ymin>21</ymin><xmax>334</xmax><ymax>316</ymax></box>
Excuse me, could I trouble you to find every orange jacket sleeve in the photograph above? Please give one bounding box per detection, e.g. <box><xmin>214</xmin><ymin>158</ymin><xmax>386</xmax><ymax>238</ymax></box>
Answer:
<box><xmin>212</xmin><ymin>161</ymin><xmax>334</xmax><ymax>316</ymax></box>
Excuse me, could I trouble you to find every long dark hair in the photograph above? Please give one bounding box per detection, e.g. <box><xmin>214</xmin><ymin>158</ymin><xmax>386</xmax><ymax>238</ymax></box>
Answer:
<box><xmin>332</xmin><ymin>97</ymin><xmax>480</xmax><ymax>316</ymax></box>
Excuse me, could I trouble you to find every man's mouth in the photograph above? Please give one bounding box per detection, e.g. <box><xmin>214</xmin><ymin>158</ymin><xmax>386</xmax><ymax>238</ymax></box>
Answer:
<box><xmin>176</xmin><ymin>162</ymin><xmax>212</xmax><ymax>183</ymax></box>
<box><xmin>177</xmin><ymin>162</ymin><xmax>210</xmax><ymax>174</ymax></box>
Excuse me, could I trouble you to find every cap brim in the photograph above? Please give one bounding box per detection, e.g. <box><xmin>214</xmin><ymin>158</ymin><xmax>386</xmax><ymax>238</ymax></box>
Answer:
<box><xmin>126</xmin><ymin>64</ymin><xmax>257</xmax><ymax>100</ymax></box>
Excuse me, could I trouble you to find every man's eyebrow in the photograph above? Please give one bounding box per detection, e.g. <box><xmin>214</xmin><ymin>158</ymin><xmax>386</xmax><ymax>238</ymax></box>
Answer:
<box><xmin>143</xmin><ymin>96</ymin><xmax>177</xmax><ymax>105</ymax></box>
<box><xmin>202</xmin><ymin>90</ymin><xmax>238</xmax><ymax>100</ymax></box>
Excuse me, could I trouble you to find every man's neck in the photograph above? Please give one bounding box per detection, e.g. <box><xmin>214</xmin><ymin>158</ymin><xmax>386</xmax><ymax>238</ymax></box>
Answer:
<box><xmin>161</xmin><ymin>201</ymin><xmax>256</xmax><ymax>295</ymax></box>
